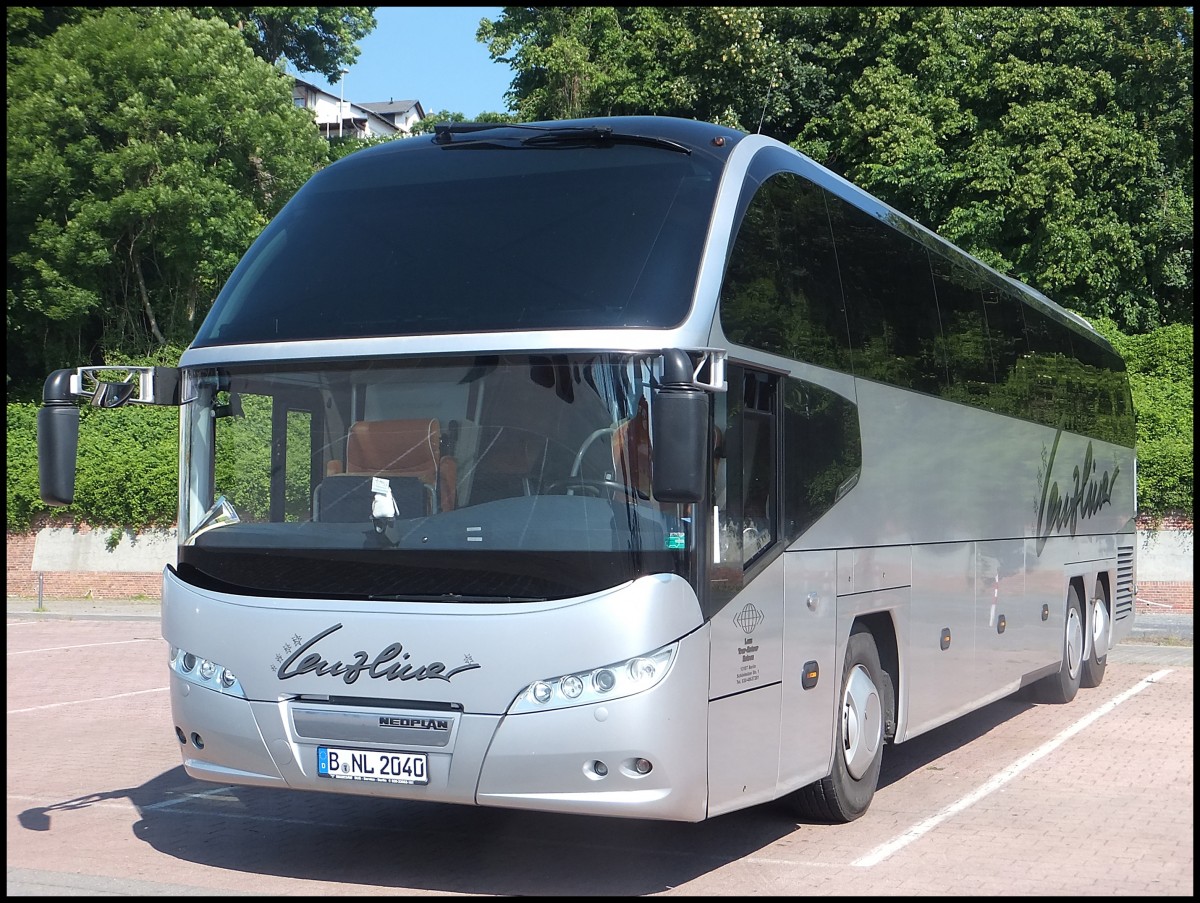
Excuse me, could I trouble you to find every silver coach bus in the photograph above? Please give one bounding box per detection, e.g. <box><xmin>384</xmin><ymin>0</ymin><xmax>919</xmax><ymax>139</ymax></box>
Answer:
<box><xmin>38</xmin><ymin>116</ymin><xmax>1137</xmax><ymax>823</ymax></box>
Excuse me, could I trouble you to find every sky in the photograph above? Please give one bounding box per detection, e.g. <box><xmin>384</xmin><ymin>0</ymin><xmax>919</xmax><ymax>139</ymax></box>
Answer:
<box><xmin>292</xmin><ymin>7</ymin><xmax>514</xmax><ymax>117</ymax></box>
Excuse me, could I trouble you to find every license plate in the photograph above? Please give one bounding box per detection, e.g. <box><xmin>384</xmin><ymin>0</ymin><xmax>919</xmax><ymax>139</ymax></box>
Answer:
<box><xmin>317</xmin><ymin>746</ymin><xmax>428</xmax><ymax>785</ymax></box>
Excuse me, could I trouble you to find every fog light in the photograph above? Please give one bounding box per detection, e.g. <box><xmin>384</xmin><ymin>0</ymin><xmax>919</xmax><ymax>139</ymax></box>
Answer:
<box><xmin>593</xmin><ymin>760</ymin><xmax>608</xmax><ymax>776</ymax></box>
<box><xmin>634</xmin><ymin>758</ymin><xmax>653</xmax><ymax>775</ymax></box>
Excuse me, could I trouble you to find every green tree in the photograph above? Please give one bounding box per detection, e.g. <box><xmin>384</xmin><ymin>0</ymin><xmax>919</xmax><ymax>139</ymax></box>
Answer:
<box><xmin>479</xmin><ymin>7</ymin><xmax>1192</xmax><ymax>333</ymax></box>
<box><xmin>187</xmin><ymin>6</ymin><xmax>377</xmax><ymax>81</ymax></box>
<box><xmin>409</xmin><ymin>110</ymin><xmax>517</xmax><ymax>135</ymax></box>
<box><xmin>6</xmin><ymin>7</ymin><xmax>329</xmax><ymax>396</ymax></box>
<box><xmin>6</xmin><ymin>7</ymin><xmax>93</xmax><ymax>49</ymax></box>
<box><xmin>795</xmin><ymin>7</ymin><xmax>1193</xmax><ymax>333</ymax></box>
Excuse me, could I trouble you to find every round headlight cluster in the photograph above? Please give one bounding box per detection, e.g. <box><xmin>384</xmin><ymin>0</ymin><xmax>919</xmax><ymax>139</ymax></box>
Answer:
<box><xmin>170</xmin><ymin>646</ymin><xmax>244</xmax><ymax>697</ymax></box>
<box><xmin>511</xmin><ymin>644</ymin><xmax>677</xmax><ymax>714</ymax></box>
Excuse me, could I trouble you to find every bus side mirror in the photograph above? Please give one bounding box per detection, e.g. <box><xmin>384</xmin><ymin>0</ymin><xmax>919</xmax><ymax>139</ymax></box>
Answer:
<box><xmin>37</xmin><ymin>369</ymin><xmax>81</xmax><ymax>506</ymax></box>
<box><xmin>651</xmin><ymin>350</ymin><xmax>708</xmax><ymax>503</ymax></box>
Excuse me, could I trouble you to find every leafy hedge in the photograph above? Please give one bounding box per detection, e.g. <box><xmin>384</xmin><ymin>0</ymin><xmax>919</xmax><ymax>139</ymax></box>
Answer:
<box><xmin>6</xmin><ymin>324</ymin><xmax>1192</xmax><ymax>531</ymax></box>
<box><xmin>1096</xmin><ymin>321</ymin><xmax>1194</xmax><ymax>523</ymax></box>
<box><xmin>7</xmin><ymin>401</ymin><xmax>179</xmax><ymax>531</ymax></box>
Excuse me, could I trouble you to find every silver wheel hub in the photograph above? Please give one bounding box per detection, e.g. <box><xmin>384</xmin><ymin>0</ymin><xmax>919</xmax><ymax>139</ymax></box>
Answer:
<box><xmin>842</xmin><ymin>663</ymin><xmax>882</xmax><ymax>780</ymax></box>
<box><xmin>1090</xmin><ymin>597</ymin><xmax>1109</xmax><ymax>659</ymax></box>
<box><xmin>1065</xmin><ymin>604</ymin><xmax>1084</xmax><ymax>679</ymax></box>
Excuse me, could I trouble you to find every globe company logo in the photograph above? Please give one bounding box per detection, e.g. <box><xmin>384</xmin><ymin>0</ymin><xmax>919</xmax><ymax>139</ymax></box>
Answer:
<box><xmin>735</xmin><ymin>602</ymin><xmax>765</xmax><ymax>634</ymax></box>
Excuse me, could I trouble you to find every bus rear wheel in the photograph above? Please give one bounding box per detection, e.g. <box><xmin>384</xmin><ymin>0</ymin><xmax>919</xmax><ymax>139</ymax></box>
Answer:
<box><xmin>1028</xmin><ymin>585</ymin><xmax>1084</xmax><ymax>704</ymax></box>
<box><xmin>1080</xmin><ymin>583</ymin><xmax>1109</xmax><ymax>689</ymax></box>
<box><xmin>790</xmin><ymin>625</ymin><xmax>884</xmax><ymax>823</ymax></box>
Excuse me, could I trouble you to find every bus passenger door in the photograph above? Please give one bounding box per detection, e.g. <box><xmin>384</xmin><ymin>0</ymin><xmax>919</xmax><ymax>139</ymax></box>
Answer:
<box><xmin>705</xmin><ymin>366</ymin><xmax>788</xmax><ymax>816</ymax></box>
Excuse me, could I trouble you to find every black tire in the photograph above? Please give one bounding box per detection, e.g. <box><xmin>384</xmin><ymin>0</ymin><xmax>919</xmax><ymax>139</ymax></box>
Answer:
<box><xmin>790</xmin><ymin>625</ymin><xmax>885</xmax><ymax>823</ymax></box>
<box><xmin>1080</xmin><ymin>584</ymin><xmax>1109</xmax><ymax>689</ymax></box>
<box><xmin>1029</xmin><ymin>585</ymin><xmax>1085</xmax><ymax>704</ymax></box>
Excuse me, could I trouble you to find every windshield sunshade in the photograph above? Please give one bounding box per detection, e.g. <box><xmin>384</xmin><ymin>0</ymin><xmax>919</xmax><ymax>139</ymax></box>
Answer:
<box><xmin>193</xmin><ymin>137</ymin><xmax>722</xmax><ymax>346</ymax></box>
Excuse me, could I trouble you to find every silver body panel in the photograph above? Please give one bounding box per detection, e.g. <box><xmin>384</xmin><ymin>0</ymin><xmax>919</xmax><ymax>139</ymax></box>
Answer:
<box><xmin>165</xmin><ymin>568</ymin><xmax>713</xmax><ymax>821</ymax></box>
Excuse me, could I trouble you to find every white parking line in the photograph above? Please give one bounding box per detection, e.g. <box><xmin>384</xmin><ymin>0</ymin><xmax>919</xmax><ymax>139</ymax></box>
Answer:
<box><xmin>8</xmin><ymin>687</ymin><xmax>168</xmax><ymax>715</ymax></box>
<box><xmin>9</xmin><ymin>638</ymin><xmax>160</xmax><ymax>655</ymax></box>
<box><xmin>853</xmin><ymin>669</ymin><xmax>1175</xmax><ymax>868</ymax></box>
<box><xmin>144</xmin><ymin>786</ymin><xmax>238</xmax><ymax>811</ymax></box>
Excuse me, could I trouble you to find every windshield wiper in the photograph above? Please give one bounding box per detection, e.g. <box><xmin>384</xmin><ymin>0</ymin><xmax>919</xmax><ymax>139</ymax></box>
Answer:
<box><xmin>368</xmin><ymin>593</ymin><xmax>548</xmax><ymax>603</ymax></box>
<box><xmin>434</xmin><ymin>122</ymin><xmax>691</xmax><ymax>155</ymax></box>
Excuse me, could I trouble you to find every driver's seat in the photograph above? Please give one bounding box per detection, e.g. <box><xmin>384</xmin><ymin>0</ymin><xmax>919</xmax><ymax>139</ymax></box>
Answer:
<box><xmin>467</xmin><ymin>428</ymin><xmax>544</xmax><ymax>505</ymax></box>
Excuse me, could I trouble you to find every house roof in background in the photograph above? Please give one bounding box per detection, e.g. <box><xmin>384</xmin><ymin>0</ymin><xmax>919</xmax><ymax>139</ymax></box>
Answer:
<box><xmin>359</xmin><ymin>99</ymin><xmax>423</xmax><ymax>117</ymax></box>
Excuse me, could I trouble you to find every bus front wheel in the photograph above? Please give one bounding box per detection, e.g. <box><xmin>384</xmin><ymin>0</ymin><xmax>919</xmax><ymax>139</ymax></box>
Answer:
<box><xmin>790</xmin><ymin>624</ymin><xmax>884</xmax><ymax>823</ymax></box>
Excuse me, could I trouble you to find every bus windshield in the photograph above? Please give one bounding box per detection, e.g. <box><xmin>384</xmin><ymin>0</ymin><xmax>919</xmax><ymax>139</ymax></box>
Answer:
<box><xmin>176</xmin><ymin>353</ymin><xmax>695</xmax><ymax>601</ymax></box>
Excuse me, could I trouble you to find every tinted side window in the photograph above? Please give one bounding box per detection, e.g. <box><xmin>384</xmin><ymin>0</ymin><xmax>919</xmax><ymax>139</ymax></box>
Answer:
<box><xmin>718</xmin><ymin>159</ymin><xmax>1134</xmax><ymax>448</ymax></box>
<box><xmin>739</xmin><ymin>371</ymin><xmax>777</xmax><ymax>565</ymax></box>
<box><xmin>980</xmin><ymin>286</ymin><xmax>1030</xmax><ymax>418</ymax></box>
<box><xmin>782</xmin><ymin>378</ymin><xmax>862</xmax><ymax>541</ymax></box>
<box><xmin>928</xmin><ymin>251</ymin><xmax>991</xmax><ymax>405</ymax></box>
<box><xmin>719</xmin><ymin>172</ymin><xmax>850</xmax><ymax>370</ymax></box>
<box><xmin>1066</xmin><ymin>328</ymin><xmax>1136</xmax><ymax>446</ymax></box>
<box><xmin>826</xmin><ymin>197</ymin><xmax>942</xmax><ymax>393</ymax></box>
<box><xmin>982</xmin><ymin>288</ymin><xmax>1029</xmax><ymax>389</ymax></box>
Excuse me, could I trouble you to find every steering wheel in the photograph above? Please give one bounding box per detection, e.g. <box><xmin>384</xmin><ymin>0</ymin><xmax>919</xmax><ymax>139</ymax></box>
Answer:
<box><xmin>547</xmin><ymin>478</ymin><xmax>645</xmax><ymax>500</ymax></box>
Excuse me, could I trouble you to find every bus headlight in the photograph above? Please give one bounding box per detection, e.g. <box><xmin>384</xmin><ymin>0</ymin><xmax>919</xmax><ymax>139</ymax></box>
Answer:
<box><xmin>170</xmin><ymin>646</ymin><xmax>246</xmax><ymax>698</ymax></box>
<box><xmin>509</xmin><ymin>643</ymin><xmax>677</xmax><ymax>714</ymax></box>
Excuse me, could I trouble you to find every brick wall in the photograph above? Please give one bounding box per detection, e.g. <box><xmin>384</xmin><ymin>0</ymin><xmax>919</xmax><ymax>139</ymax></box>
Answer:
<box><xmin>1135</xmin><ymin>582</ymin><xmax>1194</xmax><ymax>613</ymax></box>
<box><xmin>1137</xmin><ymin>512</ymin><xmax>1193</xmax><ymax>532</ymax></box>
<box><xmin>1134</xmin><ymin>513</ymin><xmax>1193</xmax><ymax>613</ymax></box>
<box><xmin>6</xmin><ymin>525</ymin><xmax>162</xmax><ymax>600</ymax></box>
